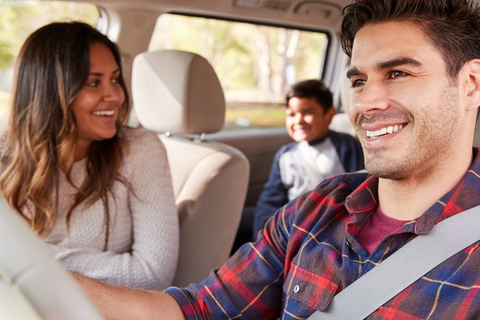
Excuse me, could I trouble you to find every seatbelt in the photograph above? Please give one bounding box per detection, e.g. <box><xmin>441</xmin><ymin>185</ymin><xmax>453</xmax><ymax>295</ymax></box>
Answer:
<box><xmin>307</xmin><ymin>205</ymin><xmax>480</xmax><ymax>320</ymax></box>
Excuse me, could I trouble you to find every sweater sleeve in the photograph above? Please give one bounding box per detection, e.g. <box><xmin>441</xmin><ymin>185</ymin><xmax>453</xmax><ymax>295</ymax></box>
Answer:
<box><xmin>48</xmin><ymin>128</ymin><xmax>179</xmax><ymax>290</ymax></box>
<box><xmin>252</xmin><ymin>146</ymin><xmax>290</xmax><ymax>238</ymax></box>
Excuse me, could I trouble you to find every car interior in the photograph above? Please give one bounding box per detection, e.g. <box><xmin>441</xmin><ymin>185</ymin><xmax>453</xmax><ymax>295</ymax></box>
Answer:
<box><xmin>132</xmin><ymin>49</ymin><xmax>250</xmax><ymax>287</ymax></box>
<box><xmin>2</xmin><ymin>0</ymin><xmax>480</xmax><ymax>318</ymax></box>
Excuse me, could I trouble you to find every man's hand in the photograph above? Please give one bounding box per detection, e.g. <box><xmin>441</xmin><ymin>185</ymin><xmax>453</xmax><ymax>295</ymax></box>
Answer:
<box><xmin>73</xmin><ymin>273</ymin><xmax>186</xmax><ymax>320</ymax></box>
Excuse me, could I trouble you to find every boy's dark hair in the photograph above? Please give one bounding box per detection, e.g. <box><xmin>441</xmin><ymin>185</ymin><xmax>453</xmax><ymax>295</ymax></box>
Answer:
<box><xmin>341</xmin><ymin>0</ymin><xmax>480</xmax><ymax>79</ymax></box>
<box><xmin>285</xmin><ymin>79</ymin><xmax>333</xmax><ymax>113</ymax></box>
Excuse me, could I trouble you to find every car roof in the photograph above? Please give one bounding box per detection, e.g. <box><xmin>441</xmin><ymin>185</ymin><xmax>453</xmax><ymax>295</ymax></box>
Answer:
<box><xmin>74</xmin><ymin>0</ymin><xmax>352</xmax><ymax>31</ymax></box>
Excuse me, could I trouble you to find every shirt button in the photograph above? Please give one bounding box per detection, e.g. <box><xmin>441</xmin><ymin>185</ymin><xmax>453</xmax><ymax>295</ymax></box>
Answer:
<box><xmin>346</xmin><ymin>239</ymin><xmax>352</xmax><ymax>249</ymax></box>
<box><xmin>294</xmin><ymin>285</ymin><xmax>300</xmax><ymax>293</ymax></box>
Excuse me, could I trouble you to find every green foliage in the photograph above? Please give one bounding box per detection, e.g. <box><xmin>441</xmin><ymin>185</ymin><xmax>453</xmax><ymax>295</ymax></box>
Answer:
<box><xmin>225</xmin><ymin>104</ymin><xmax>286</xmax><ymax>128</ymax></box>
<box><xmin>0</xmin><ymin>4</ymin><xmax>326</xmax><ymax>129</ymax></box>
<box><xmin>148</xmin><ymin>13</ymin><xmax>327</xmax><ymax>128</ymax></box>
<box><xmin>0</xmin><ymin>1</ymin><xmax>99</xmax><ymax>71</ymax></box>
<box><xmin>0</xmin><ymin>1</ymin><xmax>99</xmax><ymax>118</ymax></box>
<box><xmin>0</xmin><ymin>2</ymin><xmax>25</xmax><ymax>69</ymax></box>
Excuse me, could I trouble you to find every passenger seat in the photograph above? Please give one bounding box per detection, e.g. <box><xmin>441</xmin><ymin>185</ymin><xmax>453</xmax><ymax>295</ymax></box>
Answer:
<box><xmin>132</xmin><ymin>49</ymin><xmax>250</xmax><ymax>287</ymax></box>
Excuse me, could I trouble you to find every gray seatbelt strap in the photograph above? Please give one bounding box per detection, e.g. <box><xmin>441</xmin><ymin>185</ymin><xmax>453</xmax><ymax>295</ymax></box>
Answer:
<box><xmin>308</xmin><ymin>205</ymin><xmax>480</xmax><ymax>320</ymax></box>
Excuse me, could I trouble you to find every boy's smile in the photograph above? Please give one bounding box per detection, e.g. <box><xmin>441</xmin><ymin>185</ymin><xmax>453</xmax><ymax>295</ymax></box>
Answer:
<box><xmin>285</xmin><ymin>97</ymin><xmax>334</xmax><ymax>143</ymax></box>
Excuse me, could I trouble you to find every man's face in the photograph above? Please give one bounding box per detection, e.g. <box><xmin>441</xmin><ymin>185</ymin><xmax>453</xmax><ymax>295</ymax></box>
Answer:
<box><xmin>347</xmin><ymin>21</ymin><xmax>467</xmax><ymax>181</ymax></box>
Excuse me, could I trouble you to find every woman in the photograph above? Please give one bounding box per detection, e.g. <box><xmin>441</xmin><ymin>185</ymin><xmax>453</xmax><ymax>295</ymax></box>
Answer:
<box><xmin>0</xmin><ymin>22</ymin><xmax>179</xmax><ymax>290</ymax></box>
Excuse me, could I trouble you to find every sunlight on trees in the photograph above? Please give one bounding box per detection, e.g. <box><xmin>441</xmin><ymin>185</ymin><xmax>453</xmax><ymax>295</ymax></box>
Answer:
<box><xmin>0</xmin><ymin>1</ymin><xmax>99</xmax><ymax>126</ymax></box>
<box><xmin>149</xmin><ymin>14</ymin><xmax>327</xmax><ymax>128</ymax></box>
<box><xmin>0</xmin><ymin>2</ymin><xmax>327</xmax><ymax>130</ymax></box>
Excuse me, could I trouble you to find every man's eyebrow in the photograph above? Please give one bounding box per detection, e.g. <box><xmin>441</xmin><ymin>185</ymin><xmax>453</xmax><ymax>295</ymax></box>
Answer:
<box><xmin>377</xmin><ymin>57</ymin><xmax>422</xmax><ymax>70</ymax></box>
<box><xmin>346</xmin><ymin>57</ymin><xmax>422</xmax><ymax>79</ymax></box>
<box><xmin>346</xmin><ymin>67</ymin><xmax>361</xmax><ymax>80</ymax></box>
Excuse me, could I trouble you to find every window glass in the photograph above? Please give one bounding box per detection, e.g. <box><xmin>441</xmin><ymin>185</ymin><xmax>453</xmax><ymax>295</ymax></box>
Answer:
<box><xmin>149</xmin><ymin>14</ymin><xmax>328</xmax><ymax>130</ymax></box>
<box><xmin>0</xmin><ymin>1</ymin><xmax>100</xmax><ymax>129</ymax></box>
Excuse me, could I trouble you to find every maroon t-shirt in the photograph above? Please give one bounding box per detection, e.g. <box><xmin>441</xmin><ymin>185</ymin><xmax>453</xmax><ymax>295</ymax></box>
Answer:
<box><xmin>356</xmin><ymin>206</ymin><xmax>407</xmax><ymax>255</ymax></box>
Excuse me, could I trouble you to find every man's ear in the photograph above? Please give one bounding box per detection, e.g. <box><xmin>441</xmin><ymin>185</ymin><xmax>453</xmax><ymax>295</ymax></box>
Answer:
<box><xmin>463</xmin><ymin>59</ymin><xmax>480</xmax><ymax>111</ymax></box>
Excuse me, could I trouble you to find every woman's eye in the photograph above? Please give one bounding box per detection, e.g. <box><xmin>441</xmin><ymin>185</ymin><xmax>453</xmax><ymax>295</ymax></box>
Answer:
<box><xmin>111</xmin><ymin>78</ymin><xmax>120</xmax><ymax>84</ymax></box>
<box><xmin>86</xmin><ymin>80</ymin><xmax>99</xmax><ymax>87</ymax></box>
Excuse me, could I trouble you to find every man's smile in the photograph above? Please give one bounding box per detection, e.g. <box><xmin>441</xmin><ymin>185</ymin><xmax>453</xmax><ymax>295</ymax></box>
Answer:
<box><xmin>366</xmin><ymin>124</ymin><xmax>404</xmax><ymax>138</ymax></box>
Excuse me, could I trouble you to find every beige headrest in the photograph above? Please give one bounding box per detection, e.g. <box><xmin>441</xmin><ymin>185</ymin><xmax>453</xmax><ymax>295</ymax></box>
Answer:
<box><xmin>132</xmin><ymin>50</ymin><xmax>225</xmax><ymax>134</ymax></box>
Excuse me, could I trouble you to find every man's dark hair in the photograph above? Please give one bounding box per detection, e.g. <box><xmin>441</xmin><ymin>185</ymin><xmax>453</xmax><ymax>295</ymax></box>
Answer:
<box><xmin>285</xmin><ymin>79</ymin><xmax>333</xmax><ymax>113</ymax></box>
<box><xmin>341</xmin><ymin>0</ymin><xmax>480</xmax><ymax>78</ymax></box>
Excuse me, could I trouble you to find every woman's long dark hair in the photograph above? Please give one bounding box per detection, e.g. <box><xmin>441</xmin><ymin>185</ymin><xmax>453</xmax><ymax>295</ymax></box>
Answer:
<box><xmin>0</xmin><ymin>22</ymin><xmax>131</xmax><ymax>248</ymax></box>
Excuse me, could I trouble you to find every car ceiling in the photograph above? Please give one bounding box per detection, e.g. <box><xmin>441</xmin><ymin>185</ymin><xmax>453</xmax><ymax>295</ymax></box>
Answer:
<box><xmin>67</xmin><ymin>0</ymin><xmax>353</xmax><ymax>31</ymax></box>
<box><xmin>45</xmin><ymin>0</ymin><xmax>480</xmax><ymax>35</ymax></box>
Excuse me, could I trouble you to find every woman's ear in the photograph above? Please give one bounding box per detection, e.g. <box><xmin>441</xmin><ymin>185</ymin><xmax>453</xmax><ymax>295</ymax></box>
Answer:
<box><xmin>462</xmin><ymin>59</ymin><xmax>480</xmax><ymax>111</ymax></box>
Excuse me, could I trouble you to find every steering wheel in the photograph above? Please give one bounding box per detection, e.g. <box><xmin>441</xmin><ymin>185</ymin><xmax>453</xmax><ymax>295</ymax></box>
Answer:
<box><xmin>0</xmin><ymin>199</ymin><xmax>105</xmax><ymax>320</ymax></box>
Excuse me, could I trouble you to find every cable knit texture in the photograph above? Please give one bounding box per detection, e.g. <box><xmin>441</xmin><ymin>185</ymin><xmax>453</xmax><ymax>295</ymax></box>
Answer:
<box><xmin>44</xmin><ymin>127</ymin><xmax>179</xmax><ymax>290</ymax></box>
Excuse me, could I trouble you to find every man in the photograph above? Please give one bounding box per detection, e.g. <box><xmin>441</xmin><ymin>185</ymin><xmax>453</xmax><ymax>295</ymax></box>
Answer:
<box><xmin>75</xmin><ymin>0</ymin><xmax>480</xmax><ymax>319</ymax></box>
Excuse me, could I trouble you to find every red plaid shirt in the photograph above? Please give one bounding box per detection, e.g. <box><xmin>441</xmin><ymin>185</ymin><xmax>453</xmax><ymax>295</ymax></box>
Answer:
<box><xmin>166</xmin><ymin>148</ymin><xmax>480</xmax><ymax>319</ymax></box>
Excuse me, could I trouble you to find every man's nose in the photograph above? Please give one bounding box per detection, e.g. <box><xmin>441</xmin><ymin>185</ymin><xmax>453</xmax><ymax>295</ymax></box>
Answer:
<box><xmin>352</xmin><ymin>80</ymin><xmax>389</xmax><ymax>117</ymax></box>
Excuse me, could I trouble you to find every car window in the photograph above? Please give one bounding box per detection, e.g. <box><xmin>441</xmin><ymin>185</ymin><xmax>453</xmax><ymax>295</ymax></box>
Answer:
<box><xmin>0</xmin><ymin>1</ymin><xmax>100</xmax><ymax>131</ymax></box>
<box><xmin>148</xmin><ymin>13</ymin><xmax>328</xmax><ymax>130</ymax></box>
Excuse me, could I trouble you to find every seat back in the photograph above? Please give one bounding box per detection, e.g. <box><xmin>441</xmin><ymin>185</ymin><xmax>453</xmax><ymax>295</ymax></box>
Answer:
<box><xmin>333</xmin><ymin>65</ymin><xmax>357</xmax><ymax>137</ymax></box>
<box><xmin>475</xmin><ymin>122</ymin><xmax>480</xmax><ymax>147</ymax></box>
<box><xmin>329</xmin><ymin>112</ymin><xmax>356</xmax><ymax>137</ymax></box>
<box><xmin>132</xmin><ymin>50</ymin><xmax>249</xmax><ymax>287</ymax></box>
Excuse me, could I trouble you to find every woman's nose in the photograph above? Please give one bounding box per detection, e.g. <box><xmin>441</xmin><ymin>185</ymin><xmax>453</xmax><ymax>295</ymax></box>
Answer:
<box><xmin>104</xmin><ymin>83</ymin><xmax>125</xmax><ymax>103</ymax></box>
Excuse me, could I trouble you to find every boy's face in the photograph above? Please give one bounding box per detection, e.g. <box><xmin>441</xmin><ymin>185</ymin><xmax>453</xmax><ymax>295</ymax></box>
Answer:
<box><xmin>285</xmin><ymin>97</ymin><xmax>334</xmax><ymax>143</ymax></box>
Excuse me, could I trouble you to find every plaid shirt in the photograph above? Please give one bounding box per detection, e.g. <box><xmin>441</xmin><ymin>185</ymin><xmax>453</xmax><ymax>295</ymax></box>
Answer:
<box><xmin>166</xmin><ymin>148</ymin><xmax>480</xmax><ymax>320</ymax></box>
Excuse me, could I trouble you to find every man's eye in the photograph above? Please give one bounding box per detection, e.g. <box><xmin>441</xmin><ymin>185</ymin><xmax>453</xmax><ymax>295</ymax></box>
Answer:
<box><xmin>351</xmin><ymin>78</ymin><xmax>366</xmax><ymax>89</ymax></box>
<box><xmin>389</xmin><ymin>70</ymin><xmax>408</xmax><ymax>79</ymax></box>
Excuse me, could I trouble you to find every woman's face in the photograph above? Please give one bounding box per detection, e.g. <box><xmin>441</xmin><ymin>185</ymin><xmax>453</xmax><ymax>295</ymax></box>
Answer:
<box><xmin>70</xmin><ymin>42</ymin><xmax>125</xmax><ymax>158</ymax></box>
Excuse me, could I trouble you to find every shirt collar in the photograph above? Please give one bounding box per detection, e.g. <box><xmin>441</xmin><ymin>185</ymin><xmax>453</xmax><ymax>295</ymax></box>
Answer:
<box><xmin>307</xmin><ymin>130</ymin><xmax>331</xmax><ymax>146</ymax></box>
<box><xmin>345</xmin><ymin>148</ymin><xmax>480</xmax><ymax>235</ymax></box>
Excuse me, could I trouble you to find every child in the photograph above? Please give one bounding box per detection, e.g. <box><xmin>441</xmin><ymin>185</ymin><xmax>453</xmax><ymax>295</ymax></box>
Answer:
<box><xmin>252</xmin><ymin>79</ymin><xmax>364</xmax><ymax>237</ymax></box>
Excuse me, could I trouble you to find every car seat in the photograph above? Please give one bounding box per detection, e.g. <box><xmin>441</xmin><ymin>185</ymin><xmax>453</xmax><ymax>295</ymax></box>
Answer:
<box><xmin>132</xmin><ymin>49</ymin><xmax>250</xmax><ymax>287</ymax></box>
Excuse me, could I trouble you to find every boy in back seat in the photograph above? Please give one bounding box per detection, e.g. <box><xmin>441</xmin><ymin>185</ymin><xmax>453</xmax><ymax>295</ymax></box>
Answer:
<box><xmin>251</xmin><ymin>79</ymin><xmax>364</xmax><ymax>237</ymax></box>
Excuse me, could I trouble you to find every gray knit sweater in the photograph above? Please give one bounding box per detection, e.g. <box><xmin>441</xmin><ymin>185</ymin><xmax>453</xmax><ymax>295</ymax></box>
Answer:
<box><xmin>45</xmin><ymin>127</ymin><xmax>179</xmax><ymax>290</ymax></box>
